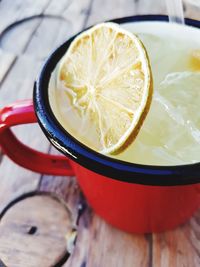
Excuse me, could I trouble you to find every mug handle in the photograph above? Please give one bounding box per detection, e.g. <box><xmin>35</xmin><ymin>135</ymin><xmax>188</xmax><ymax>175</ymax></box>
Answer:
<box><xmin>0</xmin><ymin>99</ymin><xmax>75</xmax><ymax>176</ymax></box>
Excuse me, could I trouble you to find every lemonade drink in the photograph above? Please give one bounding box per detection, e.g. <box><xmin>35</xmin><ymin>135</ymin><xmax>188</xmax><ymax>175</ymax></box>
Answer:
<box><xmin>49</xmin><ymin>21</ymin><xmax>200</xmax><ymax>166</ymax></box>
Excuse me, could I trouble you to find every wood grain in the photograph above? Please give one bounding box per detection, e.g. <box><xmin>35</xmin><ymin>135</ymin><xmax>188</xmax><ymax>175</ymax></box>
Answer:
<box><xmin>0</xmin><ymin>0</ymin><xmax>50</xmax><ymax>33</ymax></box>
<box><xmin>0</xmin><ymin>0</ymin><xmax>200</xmax><ymax>267</ymax></box>
<box><xmin>65</xmin><ymin>211</ymin><xmax>150</xmax><ymax>267</ymax></box>
<box><xmin>87</xmin><ymin>0</ymin><xmax>136</xmax><ymax>25</ymax></box>
<box><xmin>0</xmin><ymin>0</ymin><xmax>89</xmax><ymax>214</ymax></box>
<box><xmin>153</xmin><ymin>210</ymin><xmax>200</xmax><ymax>267</ymax></box>
<box><xmin>0</xmin><ymin>0</ymin><xmax>59</xmax><ymax>214</ymax></box>
<box><xmin>0</xmin><ymin>49</ymin><xmax>15</xmax><ymax>83</ymax></box>
<box><xmin>0</xmin><ymin>194</ymin><xmax>74</xmax><ymax>267</ymax></box>
<box><xmin>184</xmin><ymin>1</ymin><xmax>200</xmax><ymax>20</ymax></box>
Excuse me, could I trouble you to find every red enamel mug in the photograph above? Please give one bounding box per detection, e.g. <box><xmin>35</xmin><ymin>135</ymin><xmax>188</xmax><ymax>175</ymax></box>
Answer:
<box><xmin>0</xmin><ymin>15</ymin><xmax>200</xmax><ymax>233</ymax></box>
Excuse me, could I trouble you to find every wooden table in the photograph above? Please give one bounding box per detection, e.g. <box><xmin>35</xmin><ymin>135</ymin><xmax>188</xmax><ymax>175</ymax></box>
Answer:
<box><xmin>0</xmin><ymin>1</ymin><xmax>199</xmax><ymax>266</ymax></box>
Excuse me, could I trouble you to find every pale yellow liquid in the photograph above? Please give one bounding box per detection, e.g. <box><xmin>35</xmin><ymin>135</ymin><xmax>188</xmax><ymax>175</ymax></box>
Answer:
<box><xmin>49</xmin><ymin>21</ymin><xmax>200</xmax><ymax>166</ymax></box>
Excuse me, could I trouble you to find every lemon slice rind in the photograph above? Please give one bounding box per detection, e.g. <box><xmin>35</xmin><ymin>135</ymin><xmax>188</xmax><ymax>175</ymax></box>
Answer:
<box><xmin>57</xmin><ymin>23</ymin><xmax>153</xmax><ymax>155</ymax></box>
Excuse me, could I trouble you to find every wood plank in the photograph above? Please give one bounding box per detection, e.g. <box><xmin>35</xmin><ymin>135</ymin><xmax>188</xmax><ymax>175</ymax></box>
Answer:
<box><xmin>44</xmin><ymin>0</ymin><xmax>73</xmax><ymax>15</ymax></box>
<box><xmin>40</xmin><ymin>170</ymin><xmax>80</xmax><ymax>225</ymax></box>
<box><xmin>0</xmin><ymin>0</ymin><xmax>91</xmax><ymax>212</ymax></box>
<box><xmin>0</xmin><ymin>55</ymin><xmax>43</xmax><ymax>105</ymax></box>
<box><xmin>23</xmin><ymin>17</ymin><xmax>71</xmax><ymax>60</ymax></box>
<box><xmin>0</xmin><ymin>49</ymin><xmax>15</xmax><ymax>83</ymax></box>
<box><xmin>0</xmin><ymin>55</ymin><xmax>49</xmax><ymax>212</ymax></box>
<box><xmin>87</xmin><ymin>0</ymin><xmax>136</xmax><ymax>25</ymax></box>
<box><xmin>0</xmin><ymin>0</ymin><xmax>73</xmax><ymax>213</ymax></box>
<box><xmin>0</xmin><ymin>0</ymin><xmax>94</xmax><ymax>244</ymax></box>
<box><xmin>134</xmin><ymin>0</ymin><xmax>166</xmax><ymax>15</ymax></box>
<box><xmin>0</xmin><ymin>0</ymin><xmax>50</xmax><ymax>33</ymax></box>
<box><xmin>184</xmin><ymin>1</ymin><xmax>200</xmax><ymax>20</ymax></box>
<box><xmin>0</xmin><ymin>0</ymin><xmax>51</xmax><ymax>58</ymax></box>
<box><xmin>0</xmin><ymin>194</ymin><xmax>74</xmax><ymax>267</ymax></box>
<box><xmin>134</xmin><ymin>0</ymin><xmax>200</xmax><ymax>18</ymax></box>
<box><xmin>66</xmin><ymin>212</ymin><xmax>150</xmax><ymax>267</ymax></box>
<box><xmin>0</xmin><ymin>0</ymin><xmax>72</xmax><ymax>82</ymax></box>
<box><xmin>153</xmin><ymin>210</ymin><xmax>200</xmax><ymax>267</ymax></box>
<box><xmin>0</xmin><ymin>1</ymin><xmax>199</xmax><ymax>267</ymax></box>
<box><xmin>61</xmin><ymin>0</ymin><xmax>95</xmax><ymax>32</ymax></box>
<box><xmin>0</xmin><ymin>2</ymin><xmax>93</xmax><ymax>266</ymax></box>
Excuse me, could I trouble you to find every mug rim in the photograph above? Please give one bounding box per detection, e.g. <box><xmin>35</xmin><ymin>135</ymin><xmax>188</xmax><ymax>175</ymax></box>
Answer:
<box><xmin>34</xmin><ymin>14</ymin><xmax>200</xmax><ymax>186</ymax></box>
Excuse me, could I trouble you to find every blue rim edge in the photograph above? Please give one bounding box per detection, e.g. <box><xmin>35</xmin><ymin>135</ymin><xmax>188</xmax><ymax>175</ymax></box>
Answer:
<box><xmin>34</xmin><ymin>15</ymin><xmax>200</xmax><ymax>186</ymax></box>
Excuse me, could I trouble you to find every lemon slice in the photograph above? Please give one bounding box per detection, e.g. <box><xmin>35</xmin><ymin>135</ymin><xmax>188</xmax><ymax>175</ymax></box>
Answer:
<box><xmin>57</xmin><ymin>23</ymin><xmax>152</xmax><ymax>154</ymax></box>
